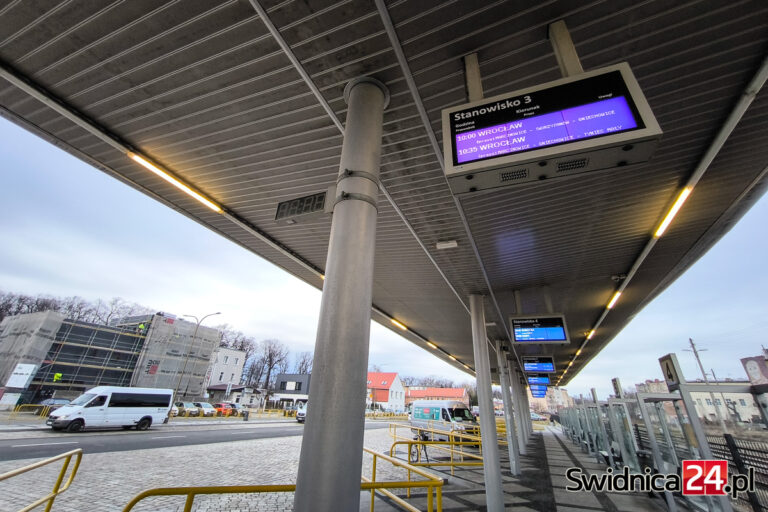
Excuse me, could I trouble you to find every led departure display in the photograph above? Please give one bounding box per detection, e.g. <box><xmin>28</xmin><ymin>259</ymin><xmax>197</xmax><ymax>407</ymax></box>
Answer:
<box><xmin>455</xmin><ymin>96</ymin><xmax>636</xmax><ymax>164</ymax></box>
<box><xmin>441</xmin><ymin>63</ymin><xmax>663</xmax><ymax>195</ymax></box>
<box><xmin>511</xmin><ymin>315</ymin><xmax>569</xmax><ymax>344</ymax></box>
<box><xmin>527</xmin><ymin>375</ymin><xmax>551</xmax><ymax>385</ymax></box>
<box><xmin>523</xmin><ymin>356</ymin><xmax>555</xmax><ymax>373</ymax></box>
<box><xmin>448</xmin><ymin>71</ymin><xmax>643</xmax><ymax>167</ymax></box>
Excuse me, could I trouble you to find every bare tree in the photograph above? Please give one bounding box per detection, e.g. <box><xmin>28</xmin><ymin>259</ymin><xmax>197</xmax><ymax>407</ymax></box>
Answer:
<box><xmin>276</xmin><ymin>358</ymin><xmax>289</xmax><ymax>377</ymax></box>
<box><xmin>260</xmin><ymin>339</ymin><xmax>290</xmax><ymax>391</ymax></box>
<box><xmin>293</xmin><ymin>351</ymin><xmax>313</xmax><ymax>374</ymax></box>
<box><xmin>93</xmin><ymin>297</ymin><xmax>152</xmax><ymax>325</ymax></box>
<box><xmin>399</xmin><ymin>375</ymin><xmax>418</xmax><ymax>386</ymax></box>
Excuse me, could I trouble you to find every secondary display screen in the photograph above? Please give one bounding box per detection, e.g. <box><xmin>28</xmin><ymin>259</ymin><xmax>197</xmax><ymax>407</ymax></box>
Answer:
<box><xmin>449</xmin><ymin>71</ymin><xmax>643</xmax><ymax>166</ymax></box>
<box><xmin>528</xmin><ymin>375</ymin><xmax>551</xmax><ymax>385</ymax></box>
<box><xmin>275</xmin><ymin>191</ymin><xmax>327</xmax><ymax>221</ymax></box>
<box><xmin>523</xmin><ymin>357</ymin><xmax>555</xmax><ymax>373</ymax></box>
<box><xmin>512</xmin><ymin>316</ymin><xmax>568</xmax><ymax>343</ymax></box>
<box><xmin>529</xmin><ymin>384</ymin><xmax>547</xmax><ymax>392</ymax></box>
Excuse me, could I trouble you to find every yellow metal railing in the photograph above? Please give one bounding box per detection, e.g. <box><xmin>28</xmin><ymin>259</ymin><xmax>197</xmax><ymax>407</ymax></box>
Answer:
<box><xmin>8</xmin><ymin>404</ymin><xmax>51</xmax><ymax>421</ymax></box>
<box><xmin>122</xmin><ymin>447</ymin><xmax>442</xmax><ymax>512</ymax></box>
<box><xmin>0</xmin><ymin>449</ymin><xmax>82</xmax><ymax>512</ymax></box>
<box><xmin>389</xmin><ymin>423</ymin><xmax>484</xmax><ymax>476</ymax></box>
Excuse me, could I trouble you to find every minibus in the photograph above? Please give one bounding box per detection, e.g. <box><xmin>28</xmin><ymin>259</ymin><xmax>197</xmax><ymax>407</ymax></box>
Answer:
<box><xmin>46</xmin><ymin>386</ymin><xmax>173</xmax><ymax>432</ymax></box>
<box><xmin>409</xmin><ymin>400</ymin><xmax>477</xmax><ymax>441</ymax></box>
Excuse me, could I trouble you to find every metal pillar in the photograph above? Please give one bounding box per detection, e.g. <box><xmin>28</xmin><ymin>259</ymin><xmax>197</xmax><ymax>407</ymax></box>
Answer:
<box><xmin>470</xmin><ymin>295</ymin><xmax>505</xmax><ymax>511</ymax></box>
<box><xmin>523</xmin><ymin>386</ymin><xmax>532</xmax><ymax>439</ymax></box>
<box><xmin>294</xmin><ymin>77</ymin><xmax>389</xmax><ymax>512</ymax></box>
<box><xmin>510</xmin><ymin>368</ymin><xmax>527</xmax><ymax>454</ymax></box>
<box><xmin>495</xmin><ymin>340</ymin><xmax>520</xmax><ymax>475</ymax></box>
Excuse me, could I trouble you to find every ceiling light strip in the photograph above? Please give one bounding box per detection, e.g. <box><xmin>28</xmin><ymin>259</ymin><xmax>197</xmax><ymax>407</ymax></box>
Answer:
<box><xmin>0</xmin><ymin>61</ymin><xmax>328</xmax><ymax>281</ymax></box>
<box><xmin>375</xmin><ymin>0</ymin><xmax>522</xmax><ymax>371</ymax></box>
<box><xmin>372</xmin><ymin>307</ymin><xmax>473</xmax><ymax>372</ymax></box>
<box><xmin>563</xmin><ymin>56</ymin><xmax>768</xmax><ymax>385</ymax></box>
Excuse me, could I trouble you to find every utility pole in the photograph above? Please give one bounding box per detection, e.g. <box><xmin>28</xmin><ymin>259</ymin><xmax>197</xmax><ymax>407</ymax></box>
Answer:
<box><xmin>174</xmin><ymin>312</ymin><xmax>221</xmax><ymax>402</ymax></box>
<box><xmin>711</xmin><ymin>368</ymin><xmax>733</xmax><ymax>424</ymax></box>
<box><xmin>684</xmin><ymin>338</ymin><xmax>728</xmax><ymax>433</ymax></box>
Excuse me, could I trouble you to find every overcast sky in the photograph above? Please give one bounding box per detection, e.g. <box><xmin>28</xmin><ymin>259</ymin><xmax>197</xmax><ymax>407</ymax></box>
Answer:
<box><xmin>1</xmin><ymin>116</ymin><xmax>767</xmax><ymax>397</ymax></box>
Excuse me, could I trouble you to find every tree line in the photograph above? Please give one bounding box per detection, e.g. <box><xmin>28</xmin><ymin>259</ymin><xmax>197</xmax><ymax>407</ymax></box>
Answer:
<box><xmin>0</xmin><ymin>290</ymin><xmax>311</xmax><ymax>391</ymax></box>
<box><xmin>1</xmin><ymin>290</ymin><xmax>481</xmax><ymax>396</ymax></box>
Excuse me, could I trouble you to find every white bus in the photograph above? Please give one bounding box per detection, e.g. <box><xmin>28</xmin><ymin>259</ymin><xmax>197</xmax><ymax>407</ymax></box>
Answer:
<box><xmin>46</xmin><ymin>386</ymin><xmax>173</xmax><ymax>432</ymax></box>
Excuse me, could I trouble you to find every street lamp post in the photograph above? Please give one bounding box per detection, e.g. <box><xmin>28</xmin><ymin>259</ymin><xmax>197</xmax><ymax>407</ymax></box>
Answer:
<box><xmin>173</xmin><ymin>312</ymin><xmax>220</xmax><ymax>401</ymax></box>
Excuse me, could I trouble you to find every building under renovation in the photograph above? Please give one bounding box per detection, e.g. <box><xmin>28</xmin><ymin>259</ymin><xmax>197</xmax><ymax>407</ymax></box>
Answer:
<box><xmin>0</xmin><ymin>310</ymin><xmax>221</xmax><ymax>404</ymax></box>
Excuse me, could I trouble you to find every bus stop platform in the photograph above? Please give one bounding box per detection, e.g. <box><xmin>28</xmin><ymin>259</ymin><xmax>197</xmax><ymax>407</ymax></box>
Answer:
<box><xmin>368</xmin><ymin>426</ymin><xmax>671</xmax><ymax>512</ymax></box>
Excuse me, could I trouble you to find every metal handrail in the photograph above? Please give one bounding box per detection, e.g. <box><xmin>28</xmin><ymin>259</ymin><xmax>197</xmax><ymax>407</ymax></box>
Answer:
<box><xmin>0</xmin><ymin>449</ymin><xmax>83</xmax><ymax>512</ymax></box>
<box><xmin>122</xmin><ymin>447</ymin><xmax>443</xmax><ymax>512</ymax></box>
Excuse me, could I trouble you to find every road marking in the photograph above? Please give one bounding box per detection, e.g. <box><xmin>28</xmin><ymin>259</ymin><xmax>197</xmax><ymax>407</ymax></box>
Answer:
<box><xmin>151</xmin><ymin>435</ymin><xmax>186</xmax><ymax>439</ymax></box>
<box><xmin>12</xmin><ymin>441</ymin><xmax>79</xmax><ymax>448</ymax></box>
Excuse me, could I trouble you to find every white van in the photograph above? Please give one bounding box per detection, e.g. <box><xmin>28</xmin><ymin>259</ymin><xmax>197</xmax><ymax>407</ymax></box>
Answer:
<box><xmin>409</xmin><ymin>400</ymin><xmax>477</xmax><ymax>441</ymax></box>
<box><xmin>46</xmin><ymin>386</ymin><xmax>173</xmax><ymax>432</ymax></box>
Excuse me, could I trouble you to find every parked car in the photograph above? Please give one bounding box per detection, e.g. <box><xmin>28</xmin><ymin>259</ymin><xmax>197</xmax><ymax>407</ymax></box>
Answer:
<box><xmin>170</xmin><ymin>405</ymin><xmax>179</xmax><ymax>417</ymax></box>
<box><xmin>174</xmin><ymin>401</ymin><xmax>200</xmax><ymax>416</ymax></box>
<box><xmin>213</xmin><ymin>403</ymin><xmax>240</xmax><ymax>416</ymax></box>
<box><xmin>530</xmin><ymin>412</ymin><xmax>546</xmax><ymax>421</ymax></box>
<box><xmin>193</xmin><ymin>402</ymin><xmax>216</xmax><ymax>417</ymax></box>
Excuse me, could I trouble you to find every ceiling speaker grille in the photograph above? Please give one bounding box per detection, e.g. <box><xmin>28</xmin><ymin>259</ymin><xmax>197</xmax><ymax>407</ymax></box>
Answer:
<box><xmin>557</xmin><ymin>158</ymin><xmax>589</xmax><ymax>172</ymax></box>
<box><xmin>500</xmin><ymin>169</ymin><xmax>528</xmax><ymax>182</ymax></box>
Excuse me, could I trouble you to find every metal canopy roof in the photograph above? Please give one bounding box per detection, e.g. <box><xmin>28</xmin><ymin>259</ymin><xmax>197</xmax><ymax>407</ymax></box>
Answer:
<box><xmin>1</xmin><ymin>0</ymin><xmax>766</xmax><ymax>385</ymax></box>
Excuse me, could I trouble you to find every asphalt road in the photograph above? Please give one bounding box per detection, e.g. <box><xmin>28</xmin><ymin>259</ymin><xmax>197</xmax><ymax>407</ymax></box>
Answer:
<box><xmin>0</xmin><ymin>422</ymin><xmax>390</xmax><ymax>461</ymax></box>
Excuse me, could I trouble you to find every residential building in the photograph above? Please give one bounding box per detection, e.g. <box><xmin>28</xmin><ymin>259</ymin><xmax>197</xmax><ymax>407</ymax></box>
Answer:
<box><xmin>206</xmin><ymin>384</ymin><xmax>259</xmax><ymax>407</ymax></box>
<box><xmin>635</xmin><ymin>379</ymin><xmax>669</xmax><ymax>394</ymax></box>
<box><xmin>635</xmin><ymin>378</ymin><xmax>762</xmax><ymax>424</ymax></box>
<box><xmin>405</xmin><ymin>386</ymin><xmax>469</xmax><ymax>408</ymax></box>
<box><xmin>204</xmin><ymin>346</ymin><xmax>246</xmax><ymax>392</ymax></box>
<box><xmin>270</xmin><ymin>373</ymin><xmax>311</xmax><ymax>408</ymax></box>
<box><xmin>689</xmin><ymin>384</ymin><xmax>761</xmax><ymax>424</ymax></box>
<box><xmin>527</xmin><ymin>387</ymin><xmax>574</xmax><ymax>413</ymax></box>
<box><xmin>366</xmin><ymin>372</ymin><xmax>405</xmax><ymax>412</ymax></box>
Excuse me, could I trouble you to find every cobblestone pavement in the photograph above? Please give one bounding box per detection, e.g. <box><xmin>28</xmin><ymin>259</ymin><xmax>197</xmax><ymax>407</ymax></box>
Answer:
<box><xmin>0</xmin><ymin>426</ymin><xmax>412</xmax><ymax>512</ymax></box>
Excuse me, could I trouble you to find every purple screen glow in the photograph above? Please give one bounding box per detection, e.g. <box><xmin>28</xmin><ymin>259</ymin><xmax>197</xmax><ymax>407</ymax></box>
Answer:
<box><xmin>454</xmin><ymin>97</ymin><xmax>637</xmax><ymax>164</ymax></box>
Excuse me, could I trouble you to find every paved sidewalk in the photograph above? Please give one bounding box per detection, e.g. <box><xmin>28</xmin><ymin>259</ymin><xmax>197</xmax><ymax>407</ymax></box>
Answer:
<box><xmin>544</xmin><ymin>426</ymin><xmax>670</xmax><ymax>511</ymax></box>
<box><xmin>0</xmin><ymin>423</ymin><xmax>680</xmax><ymax>512</ymax></box>
<box><xmin>0</xmin><ymin>427</ymin><xmax>413</xmax><ymax>512</ymax></box>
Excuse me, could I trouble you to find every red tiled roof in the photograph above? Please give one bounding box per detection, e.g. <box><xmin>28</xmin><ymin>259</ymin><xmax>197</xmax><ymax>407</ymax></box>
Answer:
<box><xmin>407</xmin><ymin>387</ymin><xmax>467</xmax><ymax>399</ymax></box>
<box><xmin>366</xmin><ymin>372</ymin><xmax>398</xmax><ymax>390</ymax></box>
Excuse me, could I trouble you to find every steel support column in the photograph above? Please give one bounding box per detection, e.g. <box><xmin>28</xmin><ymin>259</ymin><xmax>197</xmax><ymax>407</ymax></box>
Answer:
<box><xmin>470</xmin><ymin>295</ymin><xmax>505</xmax><ymax>510</ymax></box>
<box><xmin>510</xmin><ymin>366</ymin><xmax>527</xmax><ymax>455</ymax></box>
<box><xmin>495</xmin><ymin>340</ymin><xmax>520</xmax><ymax>475</ymax></box>
<box><xmin>294</xmin><ymin>77</ymin><xmax>389</xmax><ymax>512</ymax></box>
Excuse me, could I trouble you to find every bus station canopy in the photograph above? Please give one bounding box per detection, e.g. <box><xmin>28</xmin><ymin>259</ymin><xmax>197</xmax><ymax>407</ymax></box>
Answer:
<box><xmin>1</xmin><ymin>0</ymin><xmax>766</xmax><ymax>385</ymax></box>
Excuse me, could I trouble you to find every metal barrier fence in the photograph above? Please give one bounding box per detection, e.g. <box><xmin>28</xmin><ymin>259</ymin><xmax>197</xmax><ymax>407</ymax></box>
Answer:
<box><xmin>0</xmin><ymin>449</ymin><xmax>82</xmax><ymax>512</ymax></box>
<box><xmin>707</xmin><ymin>434</ymin><xmax>768</xmax><ymax>512</ymax></box>
<box><xmin>8</xmin><ymin>404</ymin><xmax>51</xmax><ymax>421</ymax></box>
<box><xmin>122</xmin><ymin>447</ymin><xmax>443</xmax><ymax>512</ymax></box>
